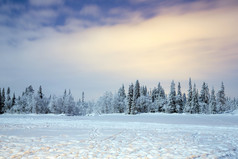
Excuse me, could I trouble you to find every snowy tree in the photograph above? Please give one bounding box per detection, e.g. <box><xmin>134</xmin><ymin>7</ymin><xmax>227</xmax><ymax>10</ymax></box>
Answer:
<box><xmin>183</xmin><ymin>93</ymin><xmax>187</xmax><ymax>109</ymax></box>
<box><xmin>209</xmin><ymin>88</ymin><xmax>217</xmax><ymax>114</ymax></box>
<box><xmin>151</xmin><ymin>88</ymin><xmax>158</xmax><ymax>103</ymax></box>
<box><xmin>64</xmin><ymin>90</ymin><xmax>76</xmax><ymax>115</ymax></box>
<box><xmin>184</xmin><ymin>78</ymin><xmax>192</xmax><ymax>113</ymax></box>
<box><xmin>35</xmin><ymin>86</ymin><xmax>49</xmax><ymax>114</ymax></box>
<box><xmin>82</xmin><ymin>92</ymin><xmax>85</xmax><ymax>104</ymax></box>
<box><xmin>137</xmin><ymin>95</ymin><xmax>152</xmax><ymax>113</ymax></box>
<box><xmin>113</xmin><ymin>85</ymin><xmax>126</xmax><ymax>113</ymax></box>
<box><xmin>176</xmin><ymin>82</ymin><xmax>183</xmax><ymax>113</ymax></box>
<box><xmin>166</xmin><ymin>81</ymin><xmax>176</xmax><ymax>113</ymax></box>
<box><xmin>0</xmin><ymin>88</ymin><xmax>3</xmax><ymax>114</ymax></box>
<box><xmin>95</xmin><ymin>92</ymin><xmax>113</xmax><ymax>114</ymax></box>
<box><xmin>76</xmin><ymin>92</ymin><xmax>88</xmax><ymax>115</ymax></box>
<box><xmin>157</xmin><ymin>83</ymin><xmax>167</xmax><ymax>112</ymax></box>
<box><xmin>1</xmin><ymin>88</ymin><xmax>5</xmax><ymax>112</ymax></box>
<box><xmin>216</xmin><ymin>82</ymin><xmax>226</xmax><ymax>113</ymax></box>
<box><xmin>85</xmin><ymin>101</ymin><xmax>94</xmax><ymax>115</ymax></box>
<box><xmin>225</xmin><ymin>98</ymin><xmax>235</xmax><ymax>113</ymax></box>
<box><xmin>35</xmin><ymin>86</ymin><xmax>43</xmax><ymax>114</ymax></box>
<box><xmin>140</xmin><ymin>86</ymin><xmax>147</xmax><ymax>96</ymax></box>
<box><xmin>12</xmin><ymin>93</ymin><xmax>16</xmax><ymax>107</ymax></box>
<box><xmin>10</xmin><ymin>86</ymin><xmax>35</xmax><ymax>114</ymax></box>
<box><xmin>25</xmin><ymin>86</ymin><xmax>36</xmax><ymax>113</ymax></box>
<box><xmin>191</xmin><ymin>84</ymin><xmax>200</xmax><ymax>114</ymax></box>
<box><xmin>132</xmin><ymin>80</ymin><xmax>140</xmax><ymax>114</ymax></box>
<box><xmin>4</xmin><ymin>87</ymin><xmax>12</xmax><ymax>112</ymax></box>
<box><xmin>76</xmin><ymin>98</ymin><xmax>83</xmax><ymax>115</ymax></box>
<box><xmin>158</xmin><ymin>83</ymin><xmax>166</xmax><ymax>99</ymax></box>
<box><xmin>127</xmin><ymin>83</ymin><xmax>134</xmax><ymax>114</ymax></box>
<box><xmin>199</xmin><ymin>82</ymin><xmax>210</xmax><ymax>114</ymax></box>
<box><xmin>48</xmin><ymin>95</ymin><xmax>58</xmax><ymax>114</ymax></box>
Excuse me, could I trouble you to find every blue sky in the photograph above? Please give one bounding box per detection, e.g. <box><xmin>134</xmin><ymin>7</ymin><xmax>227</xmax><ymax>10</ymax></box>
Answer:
<box><xmin>0</xmin><ymin>0</ymin><xmax>238</xmax><ymax>100</ymax></box>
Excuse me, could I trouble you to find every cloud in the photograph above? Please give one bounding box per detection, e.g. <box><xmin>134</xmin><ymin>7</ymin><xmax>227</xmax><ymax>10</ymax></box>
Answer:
<box><xmin>79</xmin><ymin>5</ymin><xmax>101</xmax><ymax>17</ymax></box>
<box><xmin>129</xmin><ymin>0</ymin><xmax>156</xmax><ymax>4</ymax></box>
<box><xmin>0</xmin><ymin>3</ymin><xmax>25</xmax><ymax>13</ymax></box>
<box><xmin>29</xmin><ymin>0</ymin><xmax>64</xmax><ymax>7</ymax></box>
<box><xmin>1</xmin><ymin>0</ymin><xmax>238</xmax><ymax>98</ymax></box>
<box><xmin>51</xmin><ymin>0</ymin><xmax>238</xmax><ymax>81</ymax></box>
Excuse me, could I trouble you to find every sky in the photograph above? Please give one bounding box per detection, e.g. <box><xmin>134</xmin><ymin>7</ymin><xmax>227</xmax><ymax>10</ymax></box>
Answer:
<box><xmin>0</xmin><ymin>0</ymin><xmax>238</xmax><ymax>100</ymax></box>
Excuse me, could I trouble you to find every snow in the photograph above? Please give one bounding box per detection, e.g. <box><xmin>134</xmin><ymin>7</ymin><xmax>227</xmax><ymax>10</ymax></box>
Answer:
<box><xmin>1</xmin><ymin>113</ymin><xmax>238</xmax><ymax>158</ymax></box>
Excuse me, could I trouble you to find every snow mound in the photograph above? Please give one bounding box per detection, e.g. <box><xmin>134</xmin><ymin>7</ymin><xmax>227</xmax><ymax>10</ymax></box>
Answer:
<box><xmin>232</xmin><ymin>109</ymin><xmax>238</xmax><ymax>115</ymax></box>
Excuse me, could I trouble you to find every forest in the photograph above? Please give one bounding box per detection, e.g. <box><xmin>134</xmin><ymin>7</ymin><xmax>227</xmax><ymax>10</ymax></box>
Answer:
<box><xmin>0</xmin><ymin>78</ymin><xmax>237</xmax><ymax>115</ymax></box>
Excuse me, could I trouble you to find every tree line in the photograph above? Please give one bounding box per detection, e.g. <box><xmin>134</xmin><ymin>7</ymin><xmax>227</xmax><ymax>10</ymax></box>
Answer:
<box><xmin>0</xmin><ymin>78</ymin><xmax>237</xmax><ymax>115</ymax></box>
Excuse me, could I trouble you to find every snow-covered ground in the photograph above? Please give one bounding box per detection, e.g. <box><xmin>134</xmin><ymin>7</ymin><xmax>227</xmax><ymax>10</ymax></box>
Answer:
<box><xmin>1</xmin><ymin>113</ymin><xmax>238</xmax><ymax>159</ymax></box>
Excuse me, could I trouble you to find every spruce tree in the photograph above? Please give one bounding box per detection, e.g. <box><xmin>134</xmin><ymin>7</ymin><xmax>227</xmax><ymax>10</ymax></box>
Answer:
<box><xmin>25</xmin><ymin>85</ymin><xmax>35</xmax><ymax>113</ymax></box>
<box><xmin>12</xmin><ymin>93</ymin><xmax>16</xmax><ymax>107</ymax></box>
<box><xmin>119</xmin><ymin>85</ymin><xmax>126</xmax><ymax>99</ymax></box>
<box><xmin>134</xmin><ymin>80</ymin><xmax>140</xmax><ymax>100</ymax></box>
<box><xmin>132</xmin><ymin>80</ymin><xmax>140</xmax><ymax>114</ymax></box>
<box><xmin>35</xmin><ymin>86</ymin><xmax>45</xmax><ymax>114</ymax></box>
<box><xmin>209</xmin><ymin>88</ymin><xmax>217</xmax><ymax>114</ymax></box>
<box><xmin>0</xmin><ymin>88</ymin><xmax>2</xmax><ymax>114</ymax></box>
<box><xmin>151</xmin><ymin>88</ymin><xmax>158</xmax><ymax>103</ymax></box>
<box><xmin>4</xmin><ymin>87</ymin><xmax>12</xmax><ymax>112</ymax></box>
<box><xmin>82</xmin><ymin>91</ymin><xmax>85</xmax><ymax>112</ymax></box>
<box><xmin>38</xmin><ymin>86</ymin><xmax>43</xmax><ymax>99</ymax></box>
<box><xmin>183</xmin><ymin>93</ymin><xmax>187</xmax><ymax>110</ymax></box>
<box><xmin>176</xmin><ymin>82</ymin><xmax>183</xmax><ymax>113</ymax></box>
<box><xmin>185</xmin><ymin>78</ymin><xmax>192</xmax><ymax>113</ymax></box>
<box><xmin>167</xmin><ymin>80</ymin><xmax>176</xmax><ymax>113</ymax></box>
<box><xmin>1</xmin><ymin>88</ymin><xmax>5</xmax><ymax>113</ymax></box>
<box><xmin>127</xmin><ymin>83</ymin><xmax>134</xmax><ymax>114</ymax></box>
<box><xmin>199</xmin><ymin>82</ymin><xmax>210</xmax><ymax>113</ymax></box>
<box><xmin>191</xmin><ymin>84</ymin><xmax>200</xmax><ymax>114</ymax></box>
<box><xmin>217</xmin><ymin>82</ymin><xmax>226</xmax><ymax>113</ymax></box>
<box><xmin>118</xmin><ymin>85</ymin><xmax>126</xmax><ymax>113</ymax></box>
<box><xmin>140</xmin><ymin>86</ymin><xmax>147</xmax><ymax>96</ymax></box>
<box><xmin>158</xmin><ymin>83</ymin><xmax>166</xmax><ymax>99</ymax></box>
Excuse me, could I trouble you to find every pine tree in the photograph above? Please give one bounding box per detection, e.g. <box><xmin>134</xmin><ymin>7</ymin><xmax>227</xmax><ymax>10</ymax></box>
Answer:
<box><xmin>157</xmin><ymin>83</ymin><xmax>166</xmax><ymax>112</ymax></box>
<box><xmin>132</xmin><ymin>80</ymin><xmax>140</xmax><ymax>114</ymax></box>
<box><xmin>151</xmin><ymin>88</ymin><xmax>158</xmax><ymax>103</ymax></box>
<box><xmin>115</xmin><ymin>85</ymin><xmax>126</xmax><ymax>113</ymax></box>
<box><xmin>65</xmin><ymin>90</ymin><xmax>76</xmax><ymax>115</ymax></box>
<box><xmin>185</xmin><ymin>78</ymin><xmax>192</xmax><ymax>113</ymax></box>
<box><xmin>140</xmin><ymin>86</ymin><xmax>147</xmax><ymax>96</ymax></box>
<box><xmin>1</xmin><ymin>88</ymin><xmax>6</xmax><ymax>112</ymax></box>
<box><xmin>127</xmin><ymin>83</ymin><xmax>134</xmax><ymax>114</ymax></box>
<box><xmin>99</xmin><ymin>91</ymin><xmax>113</xmax><ymax>114</ymax></box>
<box><xmin>12</xmin><ymin>93</ymin><xmax>16</xmax><ymax>107</ymax></box>
<box><xmin>137</xmin><ymin>95</ymin><xmax>152</xmax><ymax>113</ymax></box>
<box><xmin>166</xmin><ymin>80</ymin><xmax>176</xmax><ymax>113</ymax></box>
<box><xmin>0</xmin><ymin>88</ymin><xmax>2</xmax><ymax>114</ymax></box>
<box><xmin>25</xmin><ymin>85</ymin><xmax>35</xmax><ymax>113</ymax></box>
<box><xmin>176</xmin><ymin>82</ymin><xmax>183</xmax><ymax>113</ymax></box>
<box><xmin>38</xmin><ymin>86</ymin><xmax>43</xmax><ymax>99</ymax></box>
<box><xmin>134</xmin><ymin>80</ymin><xmax>140</xmax><ymax>100</ymax></box>
<box><xmin>217</xmin><ymin>82</ymin><xmax>226</xmax><ymax>113</ymax></box>
<box><xmin>191</xmin><ymin>84</ymin><xmax>200</xmax><ymax>114</ymax></box>
<box><xmin>183</xmin><ymin>93</ymin><xmax>187</xmax><ymax>109</ymax></box>
<box><xmin>199</xmin><ymin>82</ymin><xmax>210</xmax><ymax>113</ymax></box>
<box><xmin>4</xmin><ymin>87</ymin><xmax>12</xmax><ymax>112</ymax></box>
<box><xmin>158</xmin><ymin>83</ymin><xmax>166</xmax><ymax>99</ymax></box>
<box><xmin>35</xmin><ymin>86</ymin><xmax>46</xmax><ymax>114</ymax></box>
<box><xmin>209</xmin><ymin>88</ymin><xmax>217</xmax><ymax>114</ymax></box>
<box><xmin>82</xmin><ymin>92</ymin><xmax>85</xmax><ymax>104</ymax></box>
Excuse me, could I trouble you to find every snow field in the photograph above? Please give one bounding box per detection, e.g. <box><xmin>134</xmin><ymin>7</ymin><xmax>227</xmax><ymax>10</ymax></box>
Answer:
<box><xmin>0</xmin><ymin>113</ymin><xmax>238</xmax><ymax>158</ymax></box>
